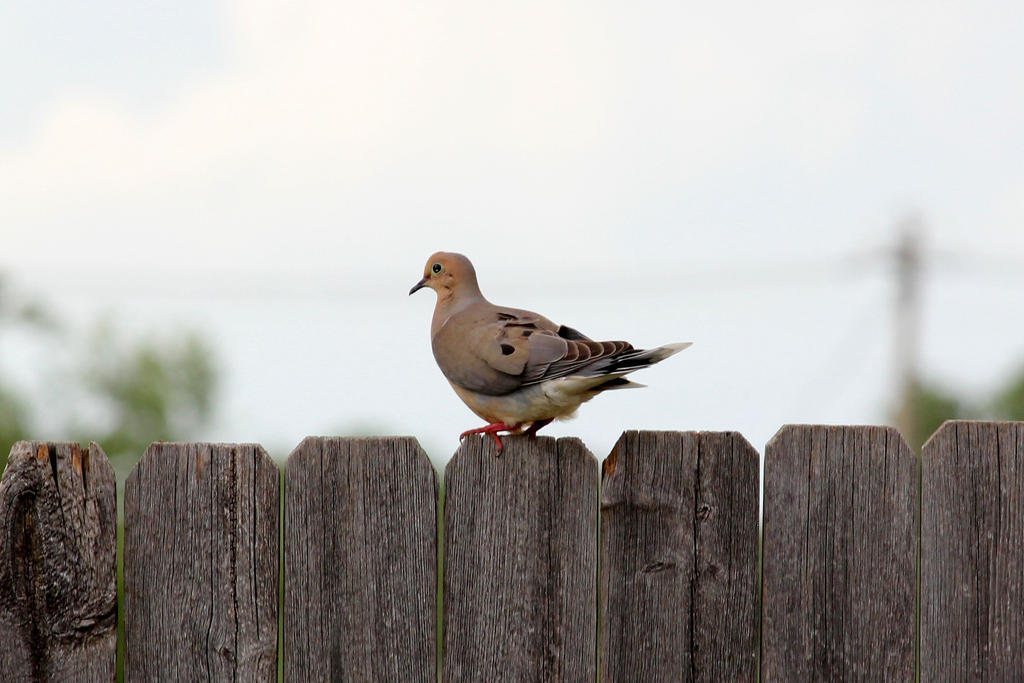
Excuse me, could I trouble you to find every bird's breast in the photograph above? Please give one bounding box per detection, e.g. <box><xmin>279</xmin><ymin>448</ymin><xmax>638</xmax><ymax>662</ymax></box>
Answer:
<box><xmin>448</xmin><ymin>381</ymin><xmax>588</xmax><ymax>425</ymax></box>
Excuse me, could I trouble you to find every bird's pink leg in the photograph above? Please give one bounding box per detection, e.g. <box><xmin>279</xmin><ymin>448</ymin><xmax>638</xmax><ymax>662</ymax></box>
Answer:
<box><xmin>460</xmin><ymin>422</ymin><xmax>513</xmax><ymax>454</ymax></box>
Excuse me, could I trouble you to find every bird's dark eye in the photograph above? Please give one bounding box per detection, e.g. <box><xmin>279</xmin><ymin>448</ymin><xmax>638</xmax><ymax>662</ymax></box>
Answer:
<box><xmin>431</xmin><ymin>263</ymin><xmax>443</xmax><ymax>274</ymax></box>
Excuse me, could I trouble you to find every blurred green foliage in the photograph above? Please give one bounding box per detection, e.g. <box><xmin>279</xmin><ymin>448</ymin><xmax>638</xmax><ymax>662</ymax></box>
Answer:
<box><xmin>900</xmin><ymin>367</ymin><xmax>1024</xmax><ymax>450</ymax></box>
<box><xmin>0</xmin><ymin>276</ymin><xmax>218</xmax><ymax>474</ymax></box>
<box><xmin>75</xmin><ymin>321</ymin><xmax>217</xmax><ymax>462</ymax></box>
<box><xmin>902</xmin><ymin>381</ymin><xmax>965</xmax><ymax>452</ymax></box>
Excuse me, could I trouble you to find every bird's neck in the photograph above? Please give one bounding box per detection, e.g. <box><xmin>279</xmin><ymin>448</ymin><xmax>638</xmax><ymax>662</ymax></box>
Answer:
<box><xmin>431</xmin><ymin>286</ymin><xmax>485</xmax><ymax>337</ymax></box>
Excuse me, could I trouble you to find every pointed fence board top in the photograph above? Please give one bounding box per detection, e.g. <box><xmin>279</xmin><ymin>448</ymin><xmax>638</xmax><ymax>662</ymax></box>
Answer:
<box><xmin>124</xmin><ymin>442</ymin><xmax>280</xmax><ymax>682</ymax></box>
<box><xmin>284</xmin><ymin>436</ymin><xmax>438</xmax><ymax>683</ymax></box>
<box><xmin>761</xmin><ymin>425</ymin><xmax>917</xmax><ymax>681</ymax></box>
<box><xmin>443</xmin><ymin>434</ymin><xmax>598</xmax><ymax>682</ymax></box>
<box><xmin>599</xmin><ymin>430</ymin><xmax>759</xmax><ymax>682</ymax></box>
<box><xmin>0</xmin><ymin>441</ymin><xmax>117</xmax><ymax>683</ymax></box>
<box><xmin>921</xmin><ymin>420</ymin><xmax>1024</xmax><ymax>680</ymax></box>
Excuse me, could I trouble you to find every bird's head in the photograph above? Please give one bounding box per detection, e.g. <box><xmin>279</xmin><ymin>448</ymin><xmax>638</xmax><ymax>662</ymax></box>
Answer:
<box><xmin>409</xmin><ymin>252</ymin><xmax>479</xmax><ymax>299</ymax></box>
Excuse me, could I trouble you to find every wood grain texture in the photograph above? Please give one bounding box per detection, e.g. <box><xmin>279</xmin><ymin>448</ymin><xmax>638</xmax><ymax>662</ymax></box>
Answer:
<box><xmin>0</xmin><ymin>441</ymin><xmax>117</xmax><ymax>682</ymax></box>
<box><xmin>443</xmin><ymin>435</ymin><xmax>598</xmax><ymax>682</ymax></box>
<box><xmin>761</xmin><ymin>425</ymin><xmax>916</xmax><ymax>681</ymax></box>
<box><xmin>599</xmin><ymin>430</ymin><xmax>759</xmax><ymax>682</ymax></box>
<box><xmin>284</xmin><ymin>436</ymin><xmax>437</xmax><ymax>682</ymax></box>
<box><xmin>124</xmin><ymin>442</ymin><xmax>279</xmax><ymax>682</ymax></box>
<box><xmin>921</xmin><ymin>420</ymin><xmax>1024</xmax><ymax>680</ymax></box>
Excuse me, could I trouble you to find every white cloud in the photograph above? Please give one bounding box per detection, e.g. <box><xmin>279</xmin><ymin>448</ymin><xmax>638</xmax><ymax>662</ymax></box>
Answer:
<box><xmin>1</xmin><ymin>1</ymin><xmax>617</xmax><ymax>209</ymax></box>
<box><xmin>0</xmin><ymin>0</ymin><xmax>1020</xmax><ymax>272</ymax></box>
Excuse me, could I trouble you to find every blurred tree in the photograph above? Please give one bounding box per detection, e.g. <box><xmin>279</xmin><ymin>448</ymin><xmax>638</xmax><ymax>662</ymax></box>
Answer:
<box><xmin>74</xmin><ymin>321</ymin><xmax>218</xmax><ymax>465</ymax></box>
<box><xmin>0</xmin><ymin>275</ymin><xmax>218</xmax><ymax>473</ymax></box>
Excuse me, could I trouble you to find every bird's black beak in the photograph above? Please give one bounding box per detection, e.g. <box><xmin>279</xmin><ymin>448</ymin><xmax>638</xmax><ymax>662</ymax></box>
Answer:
<box><xmin>409</xmin><ymin>277</ymin><xmax>428</xmax><ymax>295</ymax></box>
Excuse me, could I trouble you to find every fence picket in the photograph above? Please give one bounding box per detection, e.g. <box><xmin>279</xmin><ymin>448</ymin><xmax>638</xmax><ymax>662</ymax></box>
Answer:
<box><xmin>599</xmin><ymin>430</ymin><xmax>759</xmax><ymax>682</ymax></box>
<box><xmin>761</xmin><ymin>425</ymin><xmax>916</xmax><ymax>680</ymax></box>
<box><xmin>124</xmin><ymin>442</ymin><xmax>279</xmax><ymax>681</ymax></box>
<box><xmin>921</xmin><ymin>420</ymin><xmax>1024</xmax><ymax>680</ymax></box>
<box><xmin>284</xmin><ymin>436</ymin><xmax>437</xmax><ymax>682</ymax></box>
<box><xmin>0</xmin><ymin>441</ymin><xmax>117</xmax><ymax>681</ymax></box>
<box><xmin>443</xmin><ymin>434</ymin><xmax>598</xmax><ymax>681</ymax></box>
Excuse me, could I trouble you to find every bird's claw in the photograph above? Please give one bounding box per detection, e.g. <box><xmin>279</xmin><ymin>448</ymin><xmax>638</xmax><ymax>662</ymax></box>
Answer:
<box><xmin>460</xmin><ymin>422</ymin><xmax>511</xmax><ymax>456</ymax></box>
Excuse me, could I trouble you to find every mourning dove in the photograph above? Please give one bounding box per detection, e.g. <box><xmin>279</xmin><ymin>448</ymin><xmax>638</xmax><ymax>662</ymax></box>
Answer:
<box><xmin>410</xmin><ymin>252</ymin><xmax>691</xmax><ymax>453</ymax></box>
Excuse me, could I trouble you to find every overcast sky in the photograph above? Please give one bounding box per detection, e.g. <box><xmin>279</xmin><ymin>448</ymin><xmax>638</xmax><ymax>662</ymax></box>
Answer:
<box><xmin>3</xmin><ymin>1</ymin><xmax>1023</xmax><ymax>464</ymax></box>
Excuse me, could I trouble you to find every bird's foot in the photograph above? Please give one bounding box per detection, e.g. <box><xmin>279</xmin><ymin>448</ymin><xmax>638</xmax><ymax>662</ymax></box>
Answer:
<box><xmin>460</xmin><ymin>422</ymin><xmax>514</xmax><ymax>455</ymax></box>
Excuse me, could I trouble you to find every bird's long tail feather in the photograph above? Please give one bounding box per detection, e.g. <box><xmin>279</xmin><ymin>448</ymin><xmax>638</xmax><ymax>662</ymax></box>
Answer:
<box><xmin>596</xmin><ymin>341</ymin><xmax>691</xmax><ymax>375</ymax></box>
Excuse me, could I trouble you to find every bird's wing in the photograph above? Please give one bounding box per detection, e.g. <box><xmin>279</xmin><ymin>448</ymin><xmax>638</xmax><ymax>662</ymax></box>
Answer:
<box><xmin>431</xmin><ymin>302</ymin><xmax>635</xmax><ymax>396</ymax></box>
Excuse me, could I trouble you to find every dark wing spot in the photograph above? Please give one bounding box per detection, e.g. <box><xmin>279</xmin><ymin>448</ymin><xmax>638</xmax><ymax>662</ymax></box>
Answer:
<box><xmin>557</xmin><ymin>324</ymin><xmax>590</xmax><ymax>341</ymax></box>
<box><xmin>500</xmin><ymin>344</ymin><xmax>515</xmax><ymax>356</ymax></box>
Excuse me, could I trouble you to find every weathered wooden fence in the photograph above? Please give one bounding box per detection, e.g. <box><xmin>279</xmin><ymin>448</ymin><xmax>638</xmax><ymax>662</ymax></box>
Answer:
<box><xmin>1</xmin><ymin>421</ymin><xmax>1022</xmax><ymax>681</ymax></box>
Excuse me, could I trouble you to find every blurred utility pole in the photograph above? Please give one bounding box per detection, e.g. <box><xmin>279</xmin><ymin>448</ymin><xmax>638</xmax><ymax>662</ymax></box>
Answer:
<box><xmin>892</xmin><ymin>216</ymin><xmax>923</xmax><ymax>443</ymax></box>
